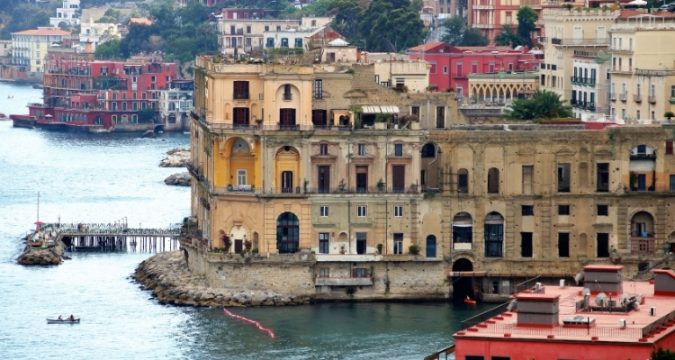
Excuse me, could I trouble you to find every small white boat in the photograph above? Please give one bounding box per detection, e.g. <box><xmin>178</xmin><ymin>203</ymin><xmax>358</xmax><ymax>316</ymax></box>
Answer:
<box><xmin>46</xmin><ymin>317</ymin><xmax>80</xmax><ymax>324</ymax></box>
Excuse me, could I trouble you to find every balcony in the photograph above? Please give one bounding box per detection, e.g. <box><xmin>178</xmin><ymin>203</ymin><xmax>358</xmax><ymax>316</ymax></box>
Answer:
<box><xmin>610</xmin><ymin>92</ymin><xmax>616</xmax><ymax>101</ymax></box>
<box><xmin>315</xmin><ymin>277</ymin><xmax>374</xmax><ymax>287</ymax></box>
<box><xmin>551</xmin><ymin>38</ymin><xmax>609</xmax><ymax>47</ymax></box>
<box><xmin>453</xmin><ymin>242</ymin><xmax>472</xmax><ymax>251</ymax></box>
<box><xmin>620</xmin><ymin>93</ymin><xmax>627</xmax><ymax>102</ymax></box>
<box><xmin>630</xmin><ymin>236</ymin><xmax>655</xmax><ymax>255</ymax></box>
<box><xmin>648</xmin><ymin>95</ymin><xmax>656</xmax><ymax>104</ymax></box>
<box><xmin>634</xmin><ymin>94</ymin><xmax>642</xmax><ymax>103</ymax></box>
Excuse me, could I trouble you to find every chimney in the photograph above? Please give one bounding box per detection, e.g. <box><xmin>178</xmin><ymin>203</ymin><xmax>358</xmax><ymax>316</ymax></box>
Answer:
<box><xmin>583</xmin><ymin>264</ymin><xmax>623</xmax><ymax>295</ymax></box>
<box><xmin>515</xmin><ymin>293</ymin><xmax>560</xmax><ymax>327</ymax></box>
<box><xmin>652</xmin><ymin>269</ymin><xmax>675</xmax><ymax>296</ymax></box>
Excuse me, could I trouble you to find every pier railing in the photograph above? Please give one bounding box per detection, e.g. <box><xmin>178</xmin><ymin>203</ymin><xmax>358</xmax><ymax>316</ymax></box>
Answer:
<box><xmin>29</xmin><ymin>222</ymin><xmax>182</xmax><ymax>253</ymax></box>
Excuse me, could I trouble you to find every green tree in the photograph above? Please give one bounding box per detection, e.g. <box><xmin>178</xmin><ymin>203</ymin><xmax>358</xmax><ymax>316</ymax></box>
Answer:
<box><xmin>462</xmin><ymin>28</ymin><xmax>489</xmax><ymax>46</ymax></box>
<box><xmin>441</xmin><ymin>16</ymin><xmax>466</xmax><ymax>46</ymax></box>
<box><xmin>517</xmin><ymin>6</ymin><xmax>538</xmax><ymax>48</ymax></box>
<box><xmin>328</xmin><ymin>0</ymin><xmax>362</xmax><ymax>42</ymax></box>
<box><xmin>95</xmin><ymin>39</ymin><xmax>122</xmax><ymax>60</ymax></box>
<box><xmin>507</xmin><ymin>90</ymin><xmax>573</xmax><ymax>120</ymax></box>
<box><xmin>652</xmin><ymin>349</ymin><xmax>675</xmax><ymax>360</ymax></box>
<box><xmin>358</xmin><ymin>0</ymin><xmax>424</xmax><ymax>52</ymax></box>
<box><xmin>495</xmin><ymin>24</ymin><xmax>522</xmax><ymax>47</ymax></box>
<box><xmin>441</xmin><ymin>16</ymin><xmax>488</xmax><ymax>46</ymax></box>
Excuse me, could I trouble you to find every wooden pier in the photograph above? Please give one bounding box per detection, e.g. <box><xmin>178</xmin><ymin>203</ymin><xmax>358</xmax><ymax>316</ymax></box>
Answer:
<box><xmin>33</xmin><ymin>223</ymin><xmax>181</xmax><ymax>253</ymax></box>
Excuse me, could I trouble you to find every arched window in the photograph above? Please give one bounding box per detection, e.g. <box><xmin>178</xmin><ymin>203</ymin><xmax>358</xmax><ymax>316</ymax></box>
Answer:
<box><xmin>487</xmin><ymin>168</ymin><xmax>500</xmax><ymax>194</ymax></box>
<box><xmin>484</xmin><ymin>212</ymin><xmax>504</xmax><ymax>257</ymax></box>
<box><xmin>277</xmin><ymin>212</ymin><xmax>299</xmax><ymax>253</ymax></box>
<box><xmin>421</xmin><ymin>143</ymin><xmax>436</xmax><ymax>158</ymax></box>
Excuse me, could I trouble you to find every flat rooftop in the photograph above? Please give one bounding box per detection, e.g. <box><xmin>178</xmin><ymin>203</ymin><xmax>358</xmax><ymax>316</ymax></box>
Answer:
<box><xmin>455</xmin><ymin>280</ymin><xmax>675</xmax><ymax>344</ymax></box>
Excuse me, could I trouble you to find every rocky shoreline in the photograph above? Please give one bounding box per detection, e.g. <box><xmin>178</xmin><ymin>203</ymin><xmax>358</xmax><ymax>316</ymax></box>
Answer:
<box><xmin>132</xmin><ymin>251</ymin><xmax>311</xmax><ymax>307</ymax></box>
<box><xmin>17</xmin><ymin>239</ymin><xmax>65</xmax><ymax>266</ymax></box>
<box><xmin>163</xmin><ymin>172</ymin><xmax>191</xmax><ymax>186</ymax></box>
<box><xmin>159</xmin><ymin>148</ymin><xmax>190</xmax><ymax>167</ymax></box>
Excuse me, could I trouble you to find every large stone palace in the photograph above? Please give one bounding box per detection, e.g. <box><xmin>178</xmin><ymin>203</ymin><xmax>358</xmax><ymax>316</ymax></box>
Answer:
<box><xmin>185</xmin><ymin>55</ymin><xmax>675</xmax><ymax>301</ymax></box>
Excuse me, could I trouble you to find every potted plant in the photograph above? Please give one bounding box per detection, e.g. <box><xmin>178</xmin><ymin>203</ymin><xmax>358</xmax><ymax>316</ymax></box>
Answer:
<box><xmin>665</xmin><ymin>111</ymin><xmax>674</xmax><ymax>121</ymax></box>
<box><xmin>409</xmin><ymin>244</ymin><xmax>420</xmax><ymax>255</ymax></box>
<box><xmin>377</xmin><ymin>179</ymin><xmax>385</xmax><ymax>192</ymax></box>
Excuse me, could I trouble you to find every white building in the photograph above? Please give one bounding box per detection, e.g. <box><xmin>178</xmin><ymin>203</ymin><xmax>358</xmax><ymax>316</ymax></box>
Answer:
<box><xmin>159</xmin><ymin>80</ymin><xmax>194</xmax><ymax>132</ymax></box>
<box><xmin>12</xmin><ymin>28</ymin><xmax>70</xmax><ymax>73</ymax></box>
<box><xmin>79</xmin><ymin>18</ymin><xmax>120</xmax><ymax>51</ymax></box>
<box><xmin>50</xmin><ymin>0</ymin><xmax>80</xmax><ymax>28</ymax></box>
<box><xmin>570</xmin><ymin>49</ymin><xmax>611</xmax><ymax>122</ymax></box>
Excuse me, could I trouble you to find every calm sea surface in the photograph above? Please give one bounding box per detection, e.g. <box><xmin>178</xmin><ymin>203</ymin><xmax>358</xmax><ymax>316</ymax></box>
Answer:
<box><xmin>0</xmin><ymin>82</ymin><xmax>487</xmax><ymax>359</ymax></box>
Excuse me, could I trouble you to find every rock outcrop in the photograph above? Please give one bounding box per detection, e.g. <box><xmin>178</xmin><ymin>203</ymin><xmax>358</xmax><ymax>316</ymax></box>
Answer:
<box><xmin>133</xmin><ymin>251</ymin><xmax>311</xmax><ymax>307</ymax></box>
<box><xmin>164</xmin><ymin>172</ymin><xmax>191</xmax><ymax>186</ymax></box>
<box><xmin>17</xmin><ymin>240</ymin><xmax>65</xmax><ymax>266</ymax></box>
<box><xmin>159</xmin><ymin>148</ymin><xmax>190</xmax><ymax>167</ymax></box>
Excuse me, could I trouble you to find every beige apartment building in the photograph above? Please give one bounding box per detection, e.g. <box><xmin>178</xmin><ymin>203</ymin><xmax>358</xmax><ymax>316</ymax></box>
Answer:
<box><xmin>608</xmin><ymin>12</ymin><xmax>675</xmax><ymax>124</ymax></box>
<box><xmin>11</xmin><ymin>28</ymin><xmax>70</xmax><ymax>73</ymax></box>
<box><xmin>187</xmin><ymin>55</ymin><xmax>675</xmax><ymax>302</ymax></box>
<box><xmin>540</xmin><ymin>8</ymin><xmax>619</xmax><ymax>103</ymax></box>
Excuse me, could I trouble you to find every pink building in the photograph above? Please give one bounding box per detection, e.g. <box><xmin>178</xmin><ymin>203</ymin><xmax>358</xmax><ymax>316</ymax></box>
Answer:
<box><xmin>407</xmin><ymin>41</ymin><xmax>540</xmax><ymax>97</ymax></box>
<box><xmin>440</xmin><ymin>265</ymin><xmax>675</xmax><ymax>360</ymax></box>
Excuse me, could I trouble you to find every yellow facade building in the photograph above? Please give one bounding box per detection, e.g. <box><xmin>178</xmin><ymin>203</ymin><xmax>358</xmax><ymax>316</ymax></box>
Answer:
<box><xmin>11</xmin><ymin>28</ymin><xmax>70</xmax><ymax>74</ymax></box>
<box><xmin>188</xmin><ymin>55</ymin><xmax>675</xmax><ymax>301</ymax></box>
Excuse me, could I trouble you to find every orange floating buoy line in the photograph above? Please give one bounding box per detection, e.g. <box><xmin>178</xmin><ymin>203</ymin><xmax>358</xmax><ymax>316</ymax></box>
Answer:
<box><xmin>223</xmin><ymin>307</ymin><xmax>276</xmax><ymax>339</ymax></box>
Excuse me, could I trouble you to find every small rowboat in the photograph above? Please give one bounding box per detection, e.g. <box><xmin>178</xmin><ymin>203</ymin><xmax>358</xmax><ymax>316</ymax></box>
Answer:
<box><xmin>47</xmin><ymin>318</ymin><xmax>80</xmax><ymax>324</ymax></box>
<box><xmin>464</xmin><ymin>297</ymin><xmax>477</xmax><ymax>305</ymax></box>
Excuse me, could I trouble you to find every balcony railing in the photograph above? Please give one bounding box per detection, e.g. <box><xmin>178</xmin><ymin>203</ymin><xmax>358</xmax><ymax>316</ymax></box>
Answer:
<box><xmin>315</xmin><ymin>277</ymin><xmax>373</xmax><ymax>286</ymax></box>
<box><xmin>453</xmin><ymin>242</ymin><xmax>473</xmax><ymax>251</ymax></box>
<box><xmin>610</xmin><ymin>92</ymin><xmax>616</xmax><ymax>101</ymax></box>
<box><xmin>648</xmin><ymin>95</ymin><xmax>656</xmax><ymax>104</ymax></box>
<box><xmin>631</xmin><ymin>236</ymin><xmax>655</xmax><ymax>255</ymax></box>
<box><xmin>620</xmin><ymin>92</ymin><xmax>627</xmax><ymax>101</ymax></box>
<box><xmin>552</xmin><ymin>38</ymin><xmax>609</xmax><ymax>46</ymax></box>
<box><xmin>634</xmin><ymin>94</ymin><xmax>642</xmax><ymax>103</ymax></box>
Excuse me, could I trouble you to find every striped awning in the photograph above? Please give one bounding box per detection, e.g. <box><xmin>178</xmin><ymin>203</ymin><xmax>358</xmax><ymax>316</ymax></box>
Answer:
<box><xmin>361</xmin><ymin>105</ymin><xmax>399</xmax><ymax>114</ymax></box>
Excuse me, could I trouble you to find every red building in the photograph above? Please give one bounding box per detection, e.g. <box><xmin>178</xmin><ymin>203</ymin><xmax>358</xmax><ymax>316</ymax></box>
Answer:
<box><xmin>443</xmin><ymin>265</ymin><xmax>675</xmax><ymax>360</ymax></box>
<box><xmin>407</xmin><ymin>42</ymin><xmax>540</xmax><ymax>97</ymax></box>
<box><xmin>24</xmin><ymin>50</ymin><xmax>177</xmax><ymax>131</ymax></box>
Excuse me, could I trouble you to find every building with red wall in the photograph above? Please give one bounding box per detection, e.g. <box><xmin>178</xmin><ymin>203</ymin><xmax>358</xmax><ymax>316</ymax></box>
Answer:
<box><xmin>26</xmin><ymin>49</ymin><xmax>178</xmax><ymax>131</ymax></box>
<box><xmin>407</xmin><ymin>41</ymin><xmax>540</xmax><ymax>98</ymax></box>
<box><xmin>444</xmin><ymin>265</ymin><xmax>675</xmax><ymax>360</ymax></box>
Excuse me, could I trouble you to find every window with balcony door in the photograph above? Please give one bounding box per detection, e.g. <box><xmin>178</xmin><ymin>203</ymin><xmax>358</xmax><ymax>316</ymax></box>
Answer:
<box><xmin>357</xmin><ymin>144</ymin><xmax>366</xmax><ymax>156</ymax></box>
<box><xmin>557</xmin><ymin>163</ymin><xmax>571</xmax><ymax>192</ymax></box>
<box><xmin>313</xmin><ymin>80</ymin><xmax>322</xmax><ymax>99</ymax></box>
<box><xmin>558</xmin><ymin>233</ymin><xmax>570</xmax><ymax>257</ymax></box>
<box><xmin>596</xmin><ymin>163</ymin><xmax>609</xmax><ymax>192</ymax></box>
<box><xmin>319</xmin><ymin>233</ymin><xmax>329</xmax><ymax>254</ymax></box>
<box><xmin>233</xmin><ymin>107</ymin><xmax>249</xmax><ymax>127</ymax></box>
<box><xmin>394</xmin><ymin>143</ymin><xmax>403</xmax><ymax>157</ymax></box>
<box><xmin>233</xmin><ymin>81</ymin><xmax>249</xmax><ymax>100</ymax></box>
<box><xmin>393</xmin><ymin>233</ymin><xmax>403</xmax><ymax>254</ymax></box>
<box><xmin>436</xmin><ymin>106</ymin><xmax>445</xmax><ymax>128</ymax></box>
<box><xmin>237</xmin><ymin>169</ymin><xmax>247</xmax><ymax>186</ymax></box>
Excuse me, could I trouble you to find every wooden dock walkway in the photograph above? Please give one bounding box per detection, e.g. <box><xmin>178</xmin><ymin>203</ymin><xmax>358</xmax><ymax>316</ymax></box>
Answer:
<box><xmin>29</xmin><ymin>222</ymin><xmax>181</xmax><ymax>253</ymax></box>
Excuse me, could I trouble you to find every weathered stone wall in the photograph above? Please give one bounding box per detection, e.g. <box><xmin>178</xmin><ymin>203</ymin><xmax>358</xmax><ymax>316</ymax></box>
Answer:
<box><xmin>185</xmin><ymin>243</ymin><xmax>449</xmax><ymax>301</ymax></box>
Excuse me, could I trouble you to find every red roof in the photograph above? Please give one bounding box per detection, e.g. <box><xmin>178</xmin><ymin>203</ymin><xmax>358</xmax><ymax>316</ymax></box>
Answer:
<box><xmin>407</xmin><ymin>41</ymin><xmax>446</xmax><ymax>52</ymax></box>
<box><xmin>514</xmin><ymin>293</ymin><xmax>560</xmax><ymax>302</ymax></box>
<box><xmin>584</xmin><ymin>264</ymin><xmax>624</xmax><ymax>272</ymax></box>
<box><xmin>13</xmin><ymin>28</ymin><xmax>69</xmax><ymax>36</ymax></box>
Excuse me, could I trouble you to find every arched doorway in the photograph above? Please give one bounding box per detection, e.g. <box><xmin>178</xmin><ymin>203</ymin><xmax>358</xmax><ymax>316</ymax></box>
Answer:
<box><xmin>276</xmin><ymin>212</ymin><xmax>299</xmax><ymax>253</ymax></box>
<box><xmin>426</xmin><ymin>235</ymin><xmax>437</xmax><ymax>258</ymax></box>
<box><xmin>275</xmin><ymin>146</ymin><xmax>300</xmax><ymax>193</ymax></box>
<box><xmin>452</xmin><ymin>258</ymin><xmax>474</xmax><ymax>302</ymax></box>
<box><xmin>630</xmin><ymin>211</ymin><xmax>655</xmax><ymax>255</ymax></box>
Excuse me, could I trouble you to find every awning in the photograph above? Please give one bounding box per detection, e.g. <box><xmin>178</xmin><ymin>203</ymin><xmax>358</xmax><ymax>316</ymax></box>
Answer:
<box><xmin>361</xmin><ymin>105</ymin><xmax>399</xmax><ymax>114</ymax></box>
